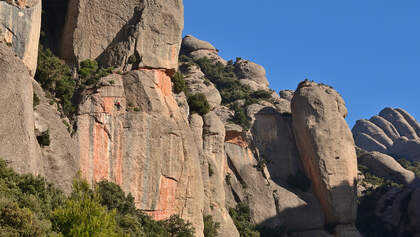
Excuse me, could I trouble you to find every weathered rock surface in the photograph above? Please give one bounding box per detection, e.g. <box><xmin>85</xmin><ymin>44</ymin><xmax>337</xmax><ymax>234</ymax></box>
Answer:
<box><xmin>235</xmin><ymin>58</ymin><xmax>269</xmax><ymax>88</ymax></box>
<box><xmin>61</xmin><ymin>0</ymin><xmax>184</xmax><ymax>71</ymax></box>
<box><xmin>181</xmin><ymin>35</ymin><xmax>227</xmax><ymax>65</ymax></box>
<box><xmin>353</xmin><ymin>107</ymin><xmax>420</xmax><ymax>162</ymax></box>
<box><xmin>32</xmin><ymin>80</ymin><xmax>79</xmax><ymax>192</ymax></box>
<box><xmin>75</xmin><ymin>70</ymin><xmax>205</xmax><ymax>236</ymax></box>
<box><xmin>0</xmin><ymin>0</ymin><xmax>41</xmax><ymax>75</ymax></box>
<box><xmin>291</xmin><ymin>81</ymin><xmax>359</xmax><ymax>230</ymax></box>
<box><xmin>0</xmin><ymin>43</ymin><xmax>42</xmax><ymax>174</ymax></box>
<box><xmin>358</xmin><ymin>151</ymin><xmax>416</xmax><ymax>185</ymax></box>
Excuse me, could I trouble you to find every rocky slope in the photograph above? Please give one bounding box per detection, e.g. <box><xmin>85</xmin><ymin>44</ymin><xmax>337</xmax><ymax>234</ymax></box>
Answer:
<box><xmin>0</xmin><ymin>0</ymin><xmax>418</xmax><ymax>236</ymax></box>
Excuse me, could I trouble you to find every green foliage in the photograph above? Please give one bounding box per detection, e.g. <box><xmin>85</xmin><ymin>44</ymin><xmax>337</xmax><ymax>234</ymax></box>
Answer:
<box><xmin>203</xmin><ymin>215</ymin><xmax>220</xmax><ymax>237</ymax></box>
<box><xmin>231</xmin><ymin>103</ymin><xmax>250</xmax><ymax>130</ymax></box>
<box><xmin>35</xmin><ymin>47</ymin><xmax>75</xmax><ymax>117</ymax></box>
<box><xmin>0</xmin><ymin>160</ymin><xmax>196</xmax><ymax>237</ymax></box>
<box><xmin>51</xmin><ymin>177</ymin><xmax>121</xmax><ymax>236</ymax></box>
<box><xmin>225</xmin><ymin>173</ymin><xmax>231</xmax><ymax>185</ymax></box>
<box><xmin>36</xmin><ymin>130</ymin><xmax>51</xmax><ymax>147</ymax></box>
<box><xmin>33</xmin><ymin>93</ymin><xmax>40</xmax><ymax>109</ymax></box>
<box><xmin>254</xmin><ymin>159</ymin><xmax>267</xmax><ymax>172</ymax></box>
<box><xmin>229</xmin><ymin>203</ymin><xmax>260</xmax><ymax>237</ymax></box>
<box><xmin>128</xmin><ymin>54</ymin><xmax>137</xmax><ymax>65</ymax></box>
<box><xmin>208</xmin><ymin>162</ymin><xmax>214</xmax><ymax>177</ymax></box>
<box><xmin>286</xmin><ymin>171</ymin><xmax>311</xmax><ymax>192</ymax></box>
<box><xmin>358</xmin><ymin>165</ymin><xmax>386</xmax><ymax>187</ymax></box>
<box><xmin>397</xmin><ymin>158</ymin><xmax>420</xmax><ymax>178</ymax></box>
<box><xmin>188</xmin><ymin>93</ymin><xmax>210</xmax><ymax>116</ymax></box>
<box><xmin>79</xmin><ymin>59</ymin><xmax>113</xmax><ymax>86</ymax></box>
<box><xmin>172</xmin><ymin>72</ymin><xmax>187</xmax><ymax>94</ymax></box>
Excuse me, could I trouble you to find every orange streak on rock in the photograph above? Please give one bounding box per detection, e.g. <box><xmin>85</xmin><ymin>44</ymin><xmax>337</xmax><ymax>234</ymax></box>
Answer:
<box><xmin>103</xmin><ymin>97</ymin><xmax>115</xmax><ymax>114</ymax></box>
<box><xmin>113</xmin><ymin>121</ymin><xmax>123</xmax><ymax>185</ymax></box>
<box><xmin>93</xmin><ymin>121</ymin><xmax>109</xmax><ymax>183</ymax></box>
<box><xmin>225</xmin><ymin>131</ymin><xmax>248</xmax><ymax>148</ymax></box>
<box><xmin>155</xmin><ymin>70</ymin><xmax>172</xmax><ymax>97</ymax></box>
<box><xmin>145</xmin><ymin>176</ymin><xmax>177</xmax><ymax>221</ymax></box>
<box><xmin>78</xmin><ymin>115</ymin><xmax>90</xmax><ymax>181</ymax></box>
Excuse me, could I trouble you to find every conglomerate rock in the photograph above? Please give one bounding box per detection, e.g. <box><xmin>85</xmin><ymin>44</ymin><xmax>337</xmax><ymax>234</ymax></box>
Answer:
<box><xmin>61</xmin><ymin>0</ymin><xmax>184</xmax><ymax>71</ymax></box>
<box><xmin>291</xmin><ymin>81</ymin><xmax>360</xmax><ymax>233</ymax></box>
<box><xmin>0</xmin><ymin>0</ymin><xmax>41</xmax><ymax>75</ymax></box>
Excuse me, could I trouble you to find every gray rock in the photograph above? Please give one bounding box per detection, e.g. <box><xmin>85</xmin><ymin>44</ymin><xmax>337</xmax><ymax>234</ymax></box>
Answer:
<box><xmin>358</xmin><ymin>151</ymin><xmax>416</xmax><ymax>185</ymax></box>
<box><xmin>291</xmin><ymin>81</ymin><xmax>359</xmax><ymax>227</ymax></box>
<box><xmin>235</xmin><ymin>58</ymin><xmax>269</xmax><ymax>87</ymax></box>
<box><xmin>390</xmin><ymin>137</ymin><xmax>420</xmax><ymax>162</ymax></box>
<box><xmin>352</xmin><ymin>119</ymin><xmax>393</xmax><ymax>148</ymax></box>
<box><xmin>396</xmin><ymin>108</ymin><xmax>420</xmax><ymax>138</ymax></box>
<box><xmin>181</xmin><ymin>35</ymin><xmax>216</xmax><ymax>53</ymax></box>
<box><xmin>0</xmin><ymin>43</ymin><xmax>42</xmax><ymax>176</ymax></box>
<box><xmin>279</xmin><ymin>90</ymin><xmax>294</xmax><ymax>101</ymax></box>
<box><xmin>61</xmin><ymin>0</ymin><xmax>184</xmax><ymax>71</ymax></box>
<box><xmin>354</xmin><ymin>132</ymin><xmax>388</xmax><ymax>154</ymax></box>
<box><xmin>369</xmin><ymin>115</ymin><xmax>400</xmax><ymax>141</ymax></box>
<box><xmin>188</xmin><ymin>49</ymin><xmax>227</xmax><ymax>65</ymax></box>
<box><xmin>379</xmin><ymin>108</ymin><xmax>419</xmax><ymax>140</ymax></box>
<box><xmin>0</xmin><ymin>0</ymin><xmax>41</xmax><ymax>75</ymax></box>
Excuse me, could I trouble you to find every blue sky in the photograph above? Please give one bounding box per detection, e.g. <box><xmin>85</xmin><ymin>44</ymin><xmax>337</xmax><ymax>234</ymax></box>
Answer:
<box><xmin>183</xmin><ymin>1</ymin><xmax>420</xmax><ymax>127</ymax></box>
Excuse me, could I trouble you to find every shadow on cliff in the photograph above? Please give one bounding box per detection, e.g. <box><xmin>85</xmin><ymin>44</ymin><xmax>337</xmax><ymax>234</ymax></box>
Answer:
<box><xmin>257</xmin><ymin>180</ymin><xmax>361</xmax><ymax>236</ymax></box>
<box><xmin>96</xmin><ymin>5</ymin><xmax>145</xmax><ymax>70</ymax></box>
<box><xmin>41</xmin><ymin>0</ymin><xmax>69</xmax><ymax>52</ymax></box>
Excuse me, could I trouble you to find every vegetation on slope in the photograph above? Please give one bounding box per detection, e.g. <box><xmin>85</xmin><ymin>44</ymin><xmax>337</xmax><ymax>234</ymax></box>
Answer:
<box><xmin>179</xmin><ymin>55</ymin><xmax>273</xmax><ymax>130</ymax></box>
<box><xmin>397</xmin><ymin>158</ymin><xmax>420</xmax><ymax>178</ymax></box>
<box><xmin>0</xmin><ymin>159</ymin><xmax>197</xmax><ymax>236</ymax></box>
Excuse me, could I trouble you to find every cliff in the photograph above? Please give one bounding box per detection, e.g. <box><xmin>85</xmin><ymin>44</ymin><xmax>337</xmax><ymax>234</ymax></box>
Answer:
<box><xmin>0</xmin><ymin>0</ymin><xmax>418</xmax><ymax>236</ymax></box>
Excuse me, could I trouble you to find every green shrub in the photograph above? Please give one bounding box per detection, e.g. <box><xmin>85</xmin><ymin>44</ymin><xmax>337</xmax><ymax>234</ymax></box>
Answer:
<box><xmin>79</xmin><ymin>59</ymin><xmax>113</xmax><ymax>86</ymax></box>
<box><xmin>397</xmin><ymin>158</ymin><xmax>420</xmax><ymax>178</ymax></box>
<box><xmin>231</xmin><ymin>104</ymin><xmax>250</xmax><ymax>130</ymax></box>
<box><xmin>225</xmin><ymin>173</ymin><xmax>232</xmax><ymax>185</ymax></box>
<box><xmin>208</xmin><ymin>162</ymin><xmax>214</xmax><ymax>177</ymax></box>
<box><xmin>33</xmin><ymin>93</ymin><xmax>40</xmax><ymax>109</ymax></box>
<box><xmin>229</xmin><ymin>203</ymin><xmax>260</xmax><ymax>237</ymax></box>
<box><xmin>35</xmin><ymin>47</ymin><xmax>76</xmax><ymax>117</ymax></box>
<box><xmin>172</xmin><ymin>72</ymin><xmax>187</xmax><ymax>94</ymax></box>
<box><xmin>159</xmin><ymin>215</ymin><xmax>195</xmax><ymax>237</ymax></box>
<box><xmin>37</xmin><ymin>130</ymin><xmax>51</xmax><ymax>147</ymax></box>
<box><xmin>203</xmin><ymin>215</ymin><xmax>220</xmax><ymax>237</ymax></box>
<box><xmin>286</xmin><ymin>171</ymin><xmax>311</xmax><ymax>192</ymax></box>
<box><xmin>188</xmin><ymin>93</ymin><xmax>210</xmax><ymax>116</ymax></box>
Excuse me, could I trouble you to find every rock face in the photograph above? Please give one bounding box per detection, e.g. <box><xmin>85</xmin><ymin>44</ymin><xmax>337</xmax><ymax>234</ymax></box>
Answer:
<box><xmin>75</xmin><ymin>70</ymin><xmax>205</xmax><ymax>235</ymax></box>
<box><xmin>0</xmin><ymin>43</ymin><xmax>41</xmax><ymax>174</ymax></box>
<box><xmin>358</xmin><ymin>151</ymin><xmax>416</xmax><ymax>185</ymax></box>
<box><xmin>235</xmin><ymin>58</ymin><xmax>270</xmax><ymax>91</ymax></box>
<box><xmin>353</xmin><ymin>107</ymin><xmax>420</xmax><ymax>161</ymax></box>
<box><xmin>291</xmin><ymin>81</ymin><xmax>359</xmax><ymax>231</ymax></box>
<box><xmin>181</xmin><ymin>35</ymin><xmax>226</xmax><ymax>65</ymax></box>
<box><xmin>61</xmin><ymin>0</ymin><xmax>184</xmax><ymax>71</ymax></box>
<box><xmin>0</xmin><ymin>0</ymin><xmax>41</xmax><ymax>75</ymax></box>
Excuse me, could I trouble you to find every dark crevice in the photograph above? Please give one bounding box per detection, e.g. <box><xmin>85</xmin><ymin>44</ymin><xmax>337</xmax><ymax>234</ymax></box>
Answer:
<box><xmin>41</xmin><ymin>0</ymin><xmax>69</xmax><ymax>53</ymax></box>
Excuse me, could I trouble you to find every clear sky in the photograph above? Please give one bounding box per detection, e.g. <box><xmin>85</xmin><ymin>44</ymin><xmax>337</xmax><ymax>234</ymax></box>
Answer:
<box><xmin>183</xmin><ymin>1</ymin><xmax>420</xmax><ymax>127</ymax></box>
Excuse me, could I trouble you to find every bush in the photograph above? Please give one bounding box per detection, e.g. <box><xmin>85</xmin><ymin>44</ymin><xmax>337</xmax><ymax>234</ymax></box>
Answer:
<box><xmin>286</xmin><ymin>171</ymin><xmax>311</xmax><ymax>192</ymax></box>
<box><xmin>159</xmin><ymin>215</ymin><xmax>195</xmax><ymax>237</ymax></box>
<box><xmin>203</xmin><ymin>215</ymin><xmax>220</xmax><ymax>237</ymax></box>
<box><xmin>37</xmin><ymin>130</ymin><xmax>51</xmax><ymax>147</ymax></box>
<box><xmin>188</xmin><ymin>93</ymin><xmax>210</xmax><ymax>116</ymax></box>
<box><xmin>172</xmin><ymin>72</ymin><xmax>187</xmax><ymax>94</ymax></box>
<box><xmin>208</xmin><ymin>162</ymin><xmax>214</xmax><ymax>177</ymax></box>
<box><xmin>397</xmin><ymin>158</ymin><xmax>420</xmax><ymax>178</ymax></box>
<box><xmin>33</xmin><ymin>93</ymin><xmax>40</xmax><ymax>109</ymax></box>
<box><xmin>35</xmin><ymin>47</ymin><xmax>75</xmax><ymax>117</ymax></box>
<box><xmin>229</xmin><ymin>203</ymin><xmax>260</xmax><ymax>237</ymax></box>
<box><xmin>231</xmin><ymin>103</ymin><xmax>250</xmax><ymax>130</ymax></box>
<box><xmin>79</xmin><ymin>59</ymin><xmax>113</xmax><ymax>86</ymax></box>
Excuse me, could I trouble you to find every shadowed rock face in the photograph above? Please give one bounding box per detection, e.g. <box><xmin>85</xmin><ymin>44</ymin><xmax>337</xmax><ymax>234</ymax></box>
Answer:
<box><xmin>291</xmin><ymin>81</ymin><xmax>359</xmax><ymax>231</ymax></box>
<box><xmin>61</xmin><ymin>0</ymin><xmax>184</xmax><ymax>71</ymax></box>
<box><xmin>0</xmin><ymin>0</ymin><xmax>41</xmax><ymax>75</ymax></box>
<box><xmin>353</xmin><ymin>107</ymin><xmax>420</xmax><ymax>162</ymax></box>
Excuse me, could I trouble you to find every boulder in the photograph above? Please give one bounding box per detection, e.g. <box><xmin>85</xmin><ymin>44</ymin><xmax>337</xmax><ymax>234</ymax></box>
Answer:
<box><xmin>235</xmin><ymin>58</ymin><xmax>269</xmax><ymax>87</ymax></box>
<box><xmin>369</xmin><ymin>115</ymin><xmax>400</xmax><ymax>141</ymax></box>
<box><xmin>352</xmin><ymin>119</ymin><xmax>393</xmax><ymax>148</ymax></box>
<box><xmin>291</xmin><ymin>81</ymin><xmax>359</xmax><ymax>227</ymax></box>
<box><xmin>279</xmin><ymin>90</ymin><xmax>294</xmax><ymax>101</ymax></box>
<box><xmin>61</xmin><ymin>0</ymin><xmax>184</xmax><ymax>71</ymax></box>
<box><xmin>181</xmin><ymin>35</ymin><xmax>216</xmax><ymax>54</ymax></box>
<box><xmin>0</xmin><ymin>0</ymin><xmax>41</xmax><ymax>75</ymax></box>
<box><xmin>0</xmin><ymin>43</ymin><xmax>42</xmax><ymax>175</ymax></box>
<box><xmin>379</xmin><ymin>108</ymin><xmax>419</xmax><ymax>140</ymax></box>
<box><xmin>358</xmin><ymin>151</ymin><xmax>416</xmax><ymax>185</ymax></box>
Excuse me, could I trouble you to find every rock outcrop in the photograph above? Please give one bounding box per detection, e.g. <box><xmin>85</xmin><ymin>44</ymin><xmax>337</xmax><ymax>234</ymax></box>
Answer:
<box><xmin>61</xmin><ymin>0</ymin><xmax>184</xmax><ymax>71</ymax></box>
<box><xmin>291</xmin><ymin>81</ymin><xmax>360</xmax><ymax>234</ymax></box>
<box><xmin>0</xmin><ymin>42</ymin><xmax>41</xmax><ymax>174</ymax></box>
<box><xmin>235</xmin><ymin>58</ymin><xmax>270</xmax><ymax>91</ymax></box>
<box><xmin>358</xmin><ymin>151</ymin><xmax>416</xmax><ymax>185</ymax></box>
<box><xmin>353</xmin><ymin>107</ymin><xmax>420</xmax><ymax>162</ymax></box>
<box><xmin>0</xmin><ymin>0</ymin><xmax>41</xmax><ymax>75</ymax></box>
<box><xmin>180</xmin><ymin>35</ymin><xmax>226</xmax><ymax>65</ymax></box>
